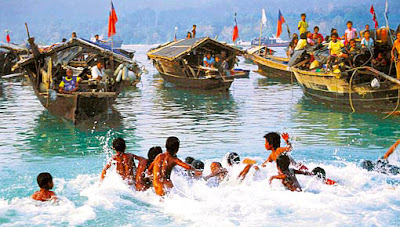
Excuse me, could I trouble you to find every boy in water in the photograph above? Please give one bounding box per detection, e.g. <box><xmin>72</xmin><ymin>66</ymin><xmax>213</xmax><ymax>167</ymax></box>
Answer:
<box><xmin>269</xmin><ymin>154</ymin><xmax>312</xmax><ymax>191</ymax></box>
<box><xmin>261</xmin><ymin>132</ymin><xmax>291</xmax><ymax>166</ymax></box>
<box><xmin>101</xmin><ymin>138</ymin><xmax>137</xmax><ymax>185</ymax></box>
<box><xmin>204</xmin><ymin>162</ymin><xmax>228</xmax><ymax>182</ymax></box>
<box><xmin>361</xmin><ymin>139</ymin><xmax>400</xmax><ymax>175</ymax></box>
<box><xmin>311</xmin><ymin>167</ymin><xmax>337</xmax><ymax>185</ymax></box>
<box><xmin>148</xmin><ymin>136</ymin><xmax>201</xmax><ymax>196</ymax></box>
<box><xmin>31</xmin><ymin>172</ymin><xmax>57</xmax><ymax>202</ymax></box>
<box><xmin>135</xmin><ymin>146</ymin><xmax>163</xmax><ymax>191</ymax></box>
<box><xmin>225</xmin><ymin>152</ymin><xmax>259</xmax><ymax>180</ymax></box>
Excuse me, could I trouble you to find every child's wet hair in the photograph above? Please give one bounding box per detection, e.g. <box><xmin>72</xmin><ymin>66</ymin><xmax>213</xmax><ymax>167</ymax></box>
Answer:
<box><xmin>37</xmin><ymin>172</ymin><xmax>53</xmax><ymax>190</ymax></box>
<box><xmin>148</xmin><ymin>146</ymin><xmax>162</xmax><ymax>162</ymax></box>
<box><xmin>312</xmin><ymin>167</ymin><xmax>326</xmax><ymax>180</ymax></box>
<box><xmin>212</xmin><ymin>162</ymin><xmax>222</xmax><ymax>167</ymax></box>
<box><xmin>192</xmin><ymin>160</ymin><xmax>205</xmax><ymax>171</ymax></box>
<box><xmin>263</xmin><ymin>132</ymin><xmax>281</xmax><ymax>150</ymax></box>
<box><xmin>276</xmin><ymin>154</ymin><xmax>290</xmax><ymax>171</ymax></box>
<box><xmin>185</xmin><ymin>156</ymin><xmax>195</xmax><ymax>164</ymax></box>
<box><xmin>361</xmin><ymin>160</ymin><xmax>374</xmax><ymax>171</ymax></box>
<box><xmin>227</xmin><ymin>152</ymin><xmax>241</xmax><ymax>165</ymax></box>
<box><xmin>112</xmin><ymin>137</ymin><xmax>126</xmax><ymax>152</ymax></box>
<box><xmin>166</xmin><ymin>136</ymin><xmax>180</xmax><ymax>155</ymax></box>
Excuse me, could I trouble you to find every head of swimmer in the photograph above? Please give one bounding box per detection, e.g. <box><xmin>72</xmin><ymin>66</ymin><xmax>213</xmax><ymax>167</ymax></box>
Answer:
<box><xmin>148</xmin><ymin>146</ymin><xmax>162</xmax><ymax>163</ymax></box>
<box><xmin>166</xmin><ymin>136</ymin><xmax>180</xmax><ymax>157</ymax></box>
<box><xmin>113</xmin><ymin>137</ymin><xmax>126</xmax><ymax>154</ymax></box>
<box><xmin>227</xmin><ymin>152</ymin><xmax>240</xmax><ymax>166</ymax></box>
<box><xmin>264</xmin><ymin>132</ymin><xmax>281</xmax><ymax>151</ymax></box>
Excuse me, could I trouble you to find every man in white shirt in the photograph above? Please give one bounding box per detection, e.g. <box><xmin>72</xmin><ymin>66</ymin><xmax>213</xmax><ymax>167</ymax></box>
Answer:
<box><xmin>91</xmin><ymin>61</ymin><xmax>105</xmax><ymax>80</ymax></box>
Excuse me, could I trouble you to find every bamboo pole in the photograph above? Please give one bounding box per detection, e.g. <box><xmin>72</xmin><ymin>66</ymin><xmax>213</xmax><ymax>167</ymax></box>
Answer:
<box><xmin>258</xmin><ymin>21</ymin><xmax>263</xmax><ymax>54</ymax></box>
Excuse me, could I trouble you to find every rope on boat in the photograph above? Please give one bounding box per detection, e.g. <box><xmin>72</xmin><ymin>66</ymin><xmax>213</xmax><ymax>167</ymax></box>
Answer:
<box><xmin>346</xmin><ymin>65</ymin><xmax>400</xmax><ymax>115</ymax></box>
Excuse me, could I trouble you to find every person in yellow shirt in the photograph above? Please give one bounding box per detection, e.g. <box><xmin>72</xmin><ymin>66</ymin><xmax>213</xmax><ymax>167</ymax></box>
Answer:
<box><xmin>59</xmin><ymin>69</ymin><xmax>81</xmax><ymax>94</ymax></box>
<box><xmin>294</xmin><ymin>32</ymin><xmax>308</xmax><ymax>50</ymax></box>
<box><xmin>298</xmin><ymin>13</ymin><xmax>308</xmax><ymax>36</ymax></box>
<box><xmin>327</xmin><ymin>33</ymin><xmax>348</xmax><ymax>70</ymax></box>
<box><xmin>391</xmin><ymin>32</ymin><xmax>400</xmax><ymax>79</ymax></box>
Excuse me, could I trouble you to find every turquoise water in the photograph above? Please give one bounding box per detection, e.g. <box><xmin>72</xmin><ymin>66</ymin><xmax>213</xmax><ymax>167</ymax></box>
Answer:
<box><xmin>0</xmin><ymin>45</ymin><xmax>400</xmax><ymax>226</ymax></box>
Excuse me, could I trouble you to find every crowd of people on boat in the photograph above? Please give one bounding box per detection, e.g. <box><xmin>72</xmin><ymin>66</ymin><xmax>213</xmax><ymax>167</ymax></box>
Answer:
<box><xmin>31</xmin><ymin>133</ymin><xmax>400</xmax><ymax>202</ymax></box>
<box><xmin>285</xmin><ymin>13</ymin><xmax>400</xmax><ymax>76</ymax></box>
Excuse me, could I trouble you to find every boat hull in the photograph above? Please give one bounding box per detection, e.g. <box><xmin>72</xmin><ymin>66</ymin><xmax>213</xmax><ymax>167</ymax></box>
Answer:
<box><xmin>253</xmin><ymin>55</ymin><xmax>293</xmax><ymax>80</ymax></box>
<box><xmin>292</xmin><ymin>68</ymin><xmax>400</xmax><ymax>113</ymax></box>
<box><xmin>160</xmin><ymin>72</ymin><xmax>233</xmax><ymax>91</ymax></box>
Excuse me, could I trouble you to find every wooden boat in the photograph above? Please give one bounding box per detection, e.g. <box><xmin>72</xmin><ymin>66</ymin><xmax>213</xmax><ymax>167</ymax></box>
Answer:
<box><xmin>291</xmin><ymin>27</ymin><xmax>400</xmax><ymax>114</ymax></box>
<box><xmin>292</xmin><ymin>67</ymin><xmax>400</xmax><ymax>113</ymax></box>
<box><xmin>253</xmin><ymin>54</ymin><xmax>293</xmax><ymax>80</ymax></box>
<box><xmin>0</xmin><ymin>42</ymin><xmax>29</xmax><ymax>76</ymax></box>
<box><xmin>14</xmin><ymin>37</ymin><xmax>142</xmax><ymax>123</ymax></box>
<box><xmin>147</xmin><ymin>37</ymin><xmax>245</xmax><ymax>91</ymax></box>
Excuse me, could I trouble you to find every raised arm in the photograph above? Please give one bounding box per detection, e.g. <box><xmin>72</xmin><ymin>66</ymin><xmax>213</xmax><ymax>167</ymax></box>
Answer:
<box><xmin>101</xmin><ymin>158</ymin><xmax>113</xmax><ymax>181</ymax></box>
<box><xmin>383</xmin><ymin>139</ymin><xmax>400</xmax><ymax>160</ymax></box>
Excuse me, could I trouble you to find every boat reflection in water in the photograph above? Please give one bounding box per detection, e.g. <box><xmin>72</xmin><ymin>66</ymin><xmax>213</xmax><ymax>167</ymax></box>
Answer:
<box><xmin>27</xmin><ymin>109</ymin><xmax>125</xmax><ymax>157</ymax></box>
<box><xmin>292</xmin><ymin>96</ymin><xmax>400</xmax><ymax>150</ymax></box>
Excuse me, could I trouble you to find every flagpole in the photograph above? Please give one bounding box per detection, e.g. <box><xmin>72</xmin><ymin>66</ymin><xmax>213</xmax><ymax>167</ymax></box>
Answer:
<box><xmin>258</xmin><ymin>20</ymin><xmax>263</xmax><ymax>53</ymax></box>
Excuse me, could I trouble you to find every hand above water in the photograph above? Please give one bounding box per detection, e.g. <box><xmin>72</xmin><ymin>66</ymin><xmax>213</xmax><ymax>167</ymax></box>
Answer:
<box><xmin>282</xmin><ymin>133</ymin><xmax>289</xmax><ymax>141</ymax></box>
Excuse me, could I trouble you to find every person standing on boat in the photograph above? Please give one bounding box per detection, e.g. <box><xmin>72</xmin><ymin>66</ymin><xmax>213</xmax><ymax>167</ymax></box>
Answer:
<box><xmin>203</xmin><ymin>53</ymin><xmax>215</xmax><ymax>67</ymax></box>
<box><xmin>192</xmin><ymin>25</ymin><xmax>197</xmax><ymax>38</ymax></box>
<box><xmin>58</xmin><ymin>69</ymin><xmax>81</xmax><ymax>94</ymax></box>
<box><xmin>391</xmin><ymin>31</ymin><xmax>400</xmax><ymax>79</ymax></box>
<box><xmin>344</xmin><ymin>21</ymin><xmax>358</xmax><ymax>45</ymax></box>
<box><xmin>297</xmin><ymin>13</ymin><xmax>308</xmax><ymax>36</ymax></box>
<box><xmin>94</xmin><ymin>34</ymin><xmax>105</xmax><ymax>44</ymax></box>
<box><xmin>90</xmin><ymin>61</ymin><xmax>105</xmax><ymax>80</ymax></box>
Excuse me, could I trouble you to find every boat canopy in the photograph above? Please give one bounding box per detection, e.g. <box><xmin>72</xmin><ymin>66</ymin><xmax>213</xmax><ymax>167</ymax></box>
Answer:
<box><xmin>148</xmin><ymin>37</ymin><xmax>243</xmax><ymax>61</ymax></box>
<box><xmin>15</xmin><ymin>38</ymin><xmax>133</xmax><ymax>68</ymax></box>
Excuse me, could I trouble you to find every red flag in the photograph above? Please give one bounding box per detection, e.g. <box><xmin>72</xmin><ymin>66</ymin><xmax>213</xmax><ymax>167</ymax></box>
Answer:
<box><xmin>108</xmin><ymin>1</ymin><xmax>118</xmax><ymax>37</ymax></box>
<box><xmin>232</xmin><ymin>13</ymin><xmax>239</xmax><ymax>42</ymax></box>
<box><xmin>370</xmin><ymin>5</ymin><xmax>378</xmax><ymax>29</ymax></box>
<box><xmin>276</xmin><ymin>10</ymin><xmax>285</xmax><ymax>38</ymax></box>
<box><xmin>6</xmin><ymin>33</ymin><xmax>10</xmax><ymax>43</ymax></box>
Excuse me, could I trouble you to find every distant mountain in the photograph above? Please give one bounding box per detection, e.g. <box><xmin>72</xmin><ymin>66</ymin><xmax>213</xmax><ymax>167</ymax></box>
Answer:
<box><xmin>0</xmin><ymin>0</ymin><xmax>399</xmax><ymax>44</ymax></box>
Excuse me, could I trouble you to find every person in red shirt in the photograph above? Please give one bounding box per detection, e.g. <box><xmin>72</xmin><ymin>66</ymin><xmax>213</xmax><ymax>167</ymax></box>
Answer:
<box><xmin>31</xmin><ymin>172</ymin><xmax>57</xmax><ymax>202</ymax></box>
<box><xmin>312</xmin><ymin>26</ymin><xmax>324</xmax><ymax>42</ymax></box>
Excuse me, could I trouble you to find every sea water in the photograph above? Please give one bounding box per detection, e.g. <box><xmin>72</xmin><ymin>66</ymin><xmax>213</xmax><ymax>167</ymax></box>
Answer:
<box><xmin>0</xmin><ymin>45</ymin><xmax>399</xmax><ymax>227</ymax></box>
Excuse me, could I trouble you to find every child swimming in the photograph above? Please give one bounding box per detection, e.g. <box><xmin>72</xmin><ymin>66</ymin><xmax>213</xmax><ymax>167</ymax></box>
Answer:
<box><xmin>361</xmin><ymin>139</ymin><xmax>400</xmax><ymax>175</ymax></box>
<box><xmin>204</xmin><ymin>162</ymin><xmax>228</xmax><ymax>182</ymax></box>
<box><xmin>31</xmin><ymin>172</ymin><xmax>57</xmax><ymax>202</ymax></box>
<box><xmin>101</xmin><ymin>138</ymin><xmax>137</xmax><ymax>185</ymax></box>
<box><xmin>148</xmin><ymin>136</ymin><xmax>201</xmax><ymax>196</ymax></box>
<box><xmin>269</xmin><ymin>154</ymin><xmax>312</xmax><ymax>192</ymax></box>
<box><xmin>261</xmin><ymin>132</ymin><xmax>292</xmax><ymax>166</ymax></box>
<box><xmin>135</xmin><ymin>146</ymin><xmax>163</xmax><ymax>191</ymax></box>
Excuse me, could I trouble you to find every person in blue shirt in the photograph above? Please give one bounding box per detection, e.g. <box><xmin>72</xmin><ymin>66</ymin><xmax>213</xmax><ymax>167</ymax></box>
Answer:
<box><xmin>203</xmin><ymin>53</ymin><xmax>215</xmax><ymax>67</ymax></box>
<box><xmin>361</xmin><ymin>30</ymin><xmax>374</xmax><ymax>50</ymax></box>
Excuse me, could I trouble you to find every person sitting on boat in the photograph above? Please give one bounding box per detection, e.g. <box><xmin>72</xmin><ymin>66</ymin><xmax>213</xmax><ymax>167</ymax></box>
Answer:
<box><xmin>330</xmin><ymin>28</ymin><xmax>341</xmax><ymax>40</ymax></box>
<box><xmin>186</xmin><ymin>32</ymin><xmax>192</xmax><ymax>39</ymax></box>
<box><xmin>71</xmin><ymin>32</ymin><xmax>77</xmax><ymax>39</ymax></box>
<box><xmin>306</xmin><ymin>32</ymin><xmax>315</xmax><ymax>46</ymax></box>
<box><xmin>361</xmin><ymin>30</ymin><xmax>374</xmax><ymax>51</ymax></box>
<box><xmin>344</xmin><ymin>21</ymin><xmax>358</xmax><ymax>45</ymax></box>
<box><xmin>213</xmin><ymin>54</ymin><xmax>229</xmax><ymax>76</ymax></box>
<box><xmin>298</xmin><ymin>13</ymin><xmax>308</xmax><ymax>36</ymax></box>
<box><xmin>324</xmin><ymin>35</ymin><xmax>330</xmax><ymax>43</ymax></box>
<box><xmin>372</xmin><ymin>52</ymin><xmax>388</xmax><ymax>72</ymax></box>
<box><xmin>94</xmin><ymin>34</ymin><xmax>105</xmax><ymax>44</ymax></box>
<box><xmin>361</xmin><ymin>139</ymin><xmax>400</xmax><ymax>175</ymax></box>
<box><xmin>294</xmin><ymin>32</ymin><xmax>308</xmax><ymax>50</ymax></box>
<box><xmin>287</xmin><ymin>38</ymin><xmax>299</xmax><ymax>57</ymax></box>
<box><xmin>327</xmin><ymin>33</ymin><xmax>347</xmax><ymax>69</ymax></box>
<box><xmin>391</xmin><ymin>31</ymin><xmax>400</xmax><ymax>79</ymax></box>
<box><xmin>312</xmin><ymin>26</ymin><xmax>324</xmax><ymax>42</ymax></box>
<box><xmin>90</xmin><ymin>61</ymin><xmax>105</xmax><ymax>80</ymax></box>
<box><xmin>58</xmin><ymin>69</ymin><xmax>81</xmax><ymax>94</ymax></box>
<box><xmin>360</xmin><ymin>24</ymin><xmax>370</xmax><ymax>38</ymax></box>
<box><xmin>203</xmin><ymin>53</ymin><xmax>215</xmax><ymax>68</ymax></box>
